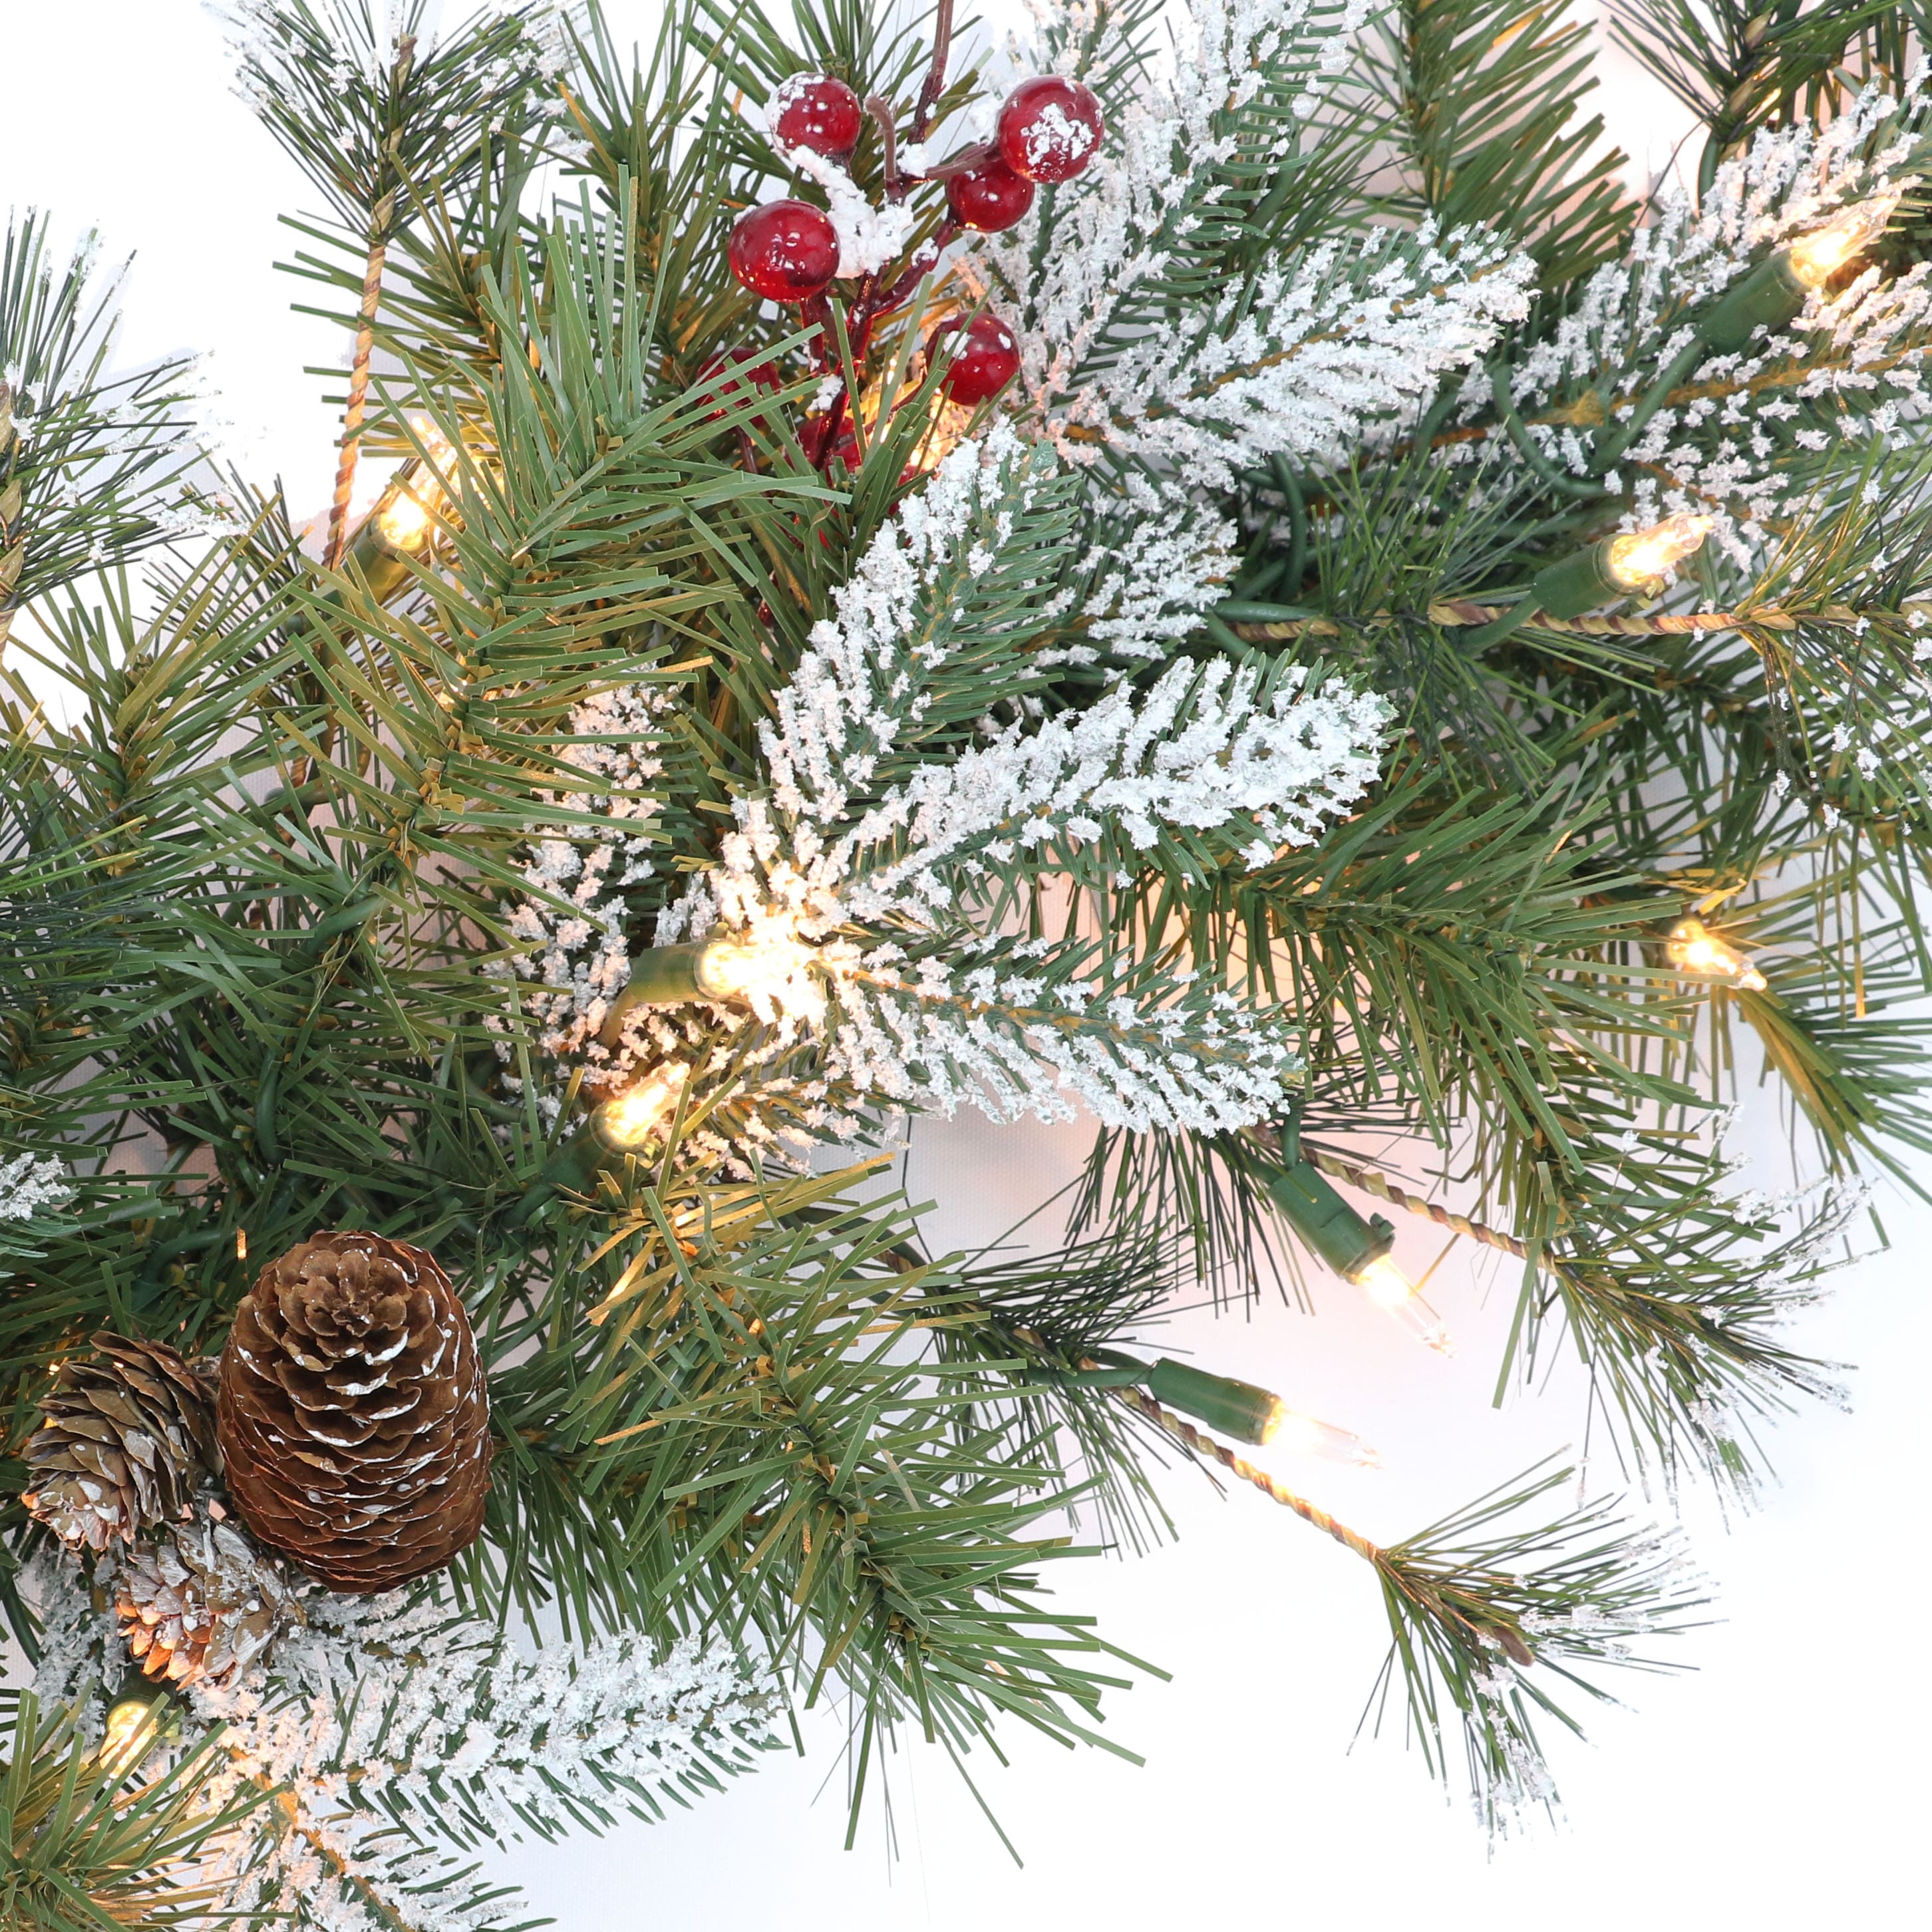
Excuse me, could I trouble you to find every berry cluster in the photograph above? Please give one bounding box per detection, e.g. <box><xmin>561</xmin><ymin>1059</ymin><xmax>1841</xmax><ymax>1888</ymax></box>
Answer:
<box><xmin>719</xmin><ymin>65</ymin><xmax>1105</xmax><ymax>466</ymax></box>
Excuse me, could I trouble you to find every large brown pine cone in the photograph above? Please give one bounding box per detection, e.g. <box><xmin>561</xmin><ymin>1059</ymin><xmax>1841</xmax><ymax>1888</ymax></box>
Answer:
<box><xmin>216</xmin><ymin>1231</ymin><xmax>491</xmax><ymax>1593</ymax></box>
<box><xmin>21</xmin><ymin>1333</ymin><xmax>220</xmax><ymax>1553</ymax></box>
<box><xmin>110</xmin><ymin>1501</ymin><xmax>304</xmax><ymax>1685</ymax></box>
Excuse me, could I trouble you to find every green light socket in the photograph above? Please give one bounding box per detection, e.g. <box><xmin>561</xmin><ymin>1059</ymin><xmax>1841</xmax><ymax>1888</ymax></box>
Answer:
<box><xmin>1260</xmin><ymin>1156</ymin><xmax>1394</xmax><ymax>1281</ymax></box>
<box><xmin>1694</xmin><ymin>251</ymin><xmax>1807</xmax><ymax>357</ymax></box>
<box><xmin>1143</xmin><ymin>1357</ymin><xmax>1281</xmax><ymax>1446</ymax></box>
<box><xmin>1524</xmin><ymin>540</ymin><xmax>1623</xmax><ymax>621</ymax></box>
<box><xmin>597</xmin><ymin>943</ymin><xmax>717</xmax><ymax>1046</ymax></box>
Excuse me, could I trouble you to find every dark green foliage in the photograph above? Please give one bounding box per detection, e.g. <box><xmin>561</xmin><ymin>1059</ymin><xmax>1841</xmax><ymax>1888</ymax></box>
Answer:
<box><xmin>1352</xmin><ymin>0</ymin><xmax>1637</xmax><ymax>283</ymax></box>
<box><xmin>1610</xmin><ymin>0</ymin><xmax>1898</xmax><ymax>192</ymax></box>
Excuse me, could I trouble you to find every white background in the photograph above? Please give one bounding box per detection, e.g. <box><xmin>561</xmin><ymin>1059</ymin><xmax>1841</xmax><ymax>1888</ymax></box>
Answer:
<box><xmin>3</xmin><ymin>5</ymin><xmax>1927</xmax><ymax>1927</ymax></box>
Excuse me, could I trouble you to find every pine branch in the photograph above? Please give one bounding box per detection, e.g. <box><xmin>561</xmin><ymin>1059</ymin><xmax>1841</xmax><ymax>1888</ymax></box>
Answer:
<box><xmin>0</xmin><ymin>215</ymin><xmax>202</xmax><ymax>649</ymax></box>
<box><xmin>1609</xmin><ymin>0</ymin><xmax>1898</xmax><ymax>192</ymax></box>
<box><xmin>1352</xmin><ymin>0</ymin><xmax>1637</xmax><ymax>283</ymax></box>
<box><xmin>1112</xmin><ymin>1397</ymin><xmax>1706</xmax><ymax>1828</ymax></box>
<box><xmin>0</xmin><ymin>1690</ymin><xmax>263</xmax><ymax>1931</ymax></box>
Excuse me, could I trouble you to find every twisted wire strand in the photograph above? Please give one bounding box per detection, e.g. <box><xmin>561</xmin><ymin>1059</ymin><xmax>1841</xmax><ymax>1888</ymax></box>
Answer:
<box><xmin>1304</xmin><ymin>1148</ymin><xmax>1532</xmax><ymax>1261</ymax></box>
<box><xmin>1112</xmin><ymin>1386</ymin><xmax>1382</xmax><ymax>1564</ymax></box>
<box><xmin>1228</xmin><ymin>599</ymin><xmax>1927</xmax><ymax>641</ymax></box>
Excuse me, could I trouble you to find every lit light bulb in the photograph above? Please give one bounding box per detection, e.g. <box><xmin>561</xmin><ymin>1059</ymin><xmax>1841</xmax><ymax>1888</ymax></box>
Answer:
<box><xmin>374</xmin><ymin>415</ymin><xmax>462</xmax><ymax>550</ymax></box>
<box><xmin>376</xmin><ymin>484</ymin><xmax>434</xmax><ymax>549</ymax></box>
<box><xmin>597</xmin><ymin>1062</ymin><xmax>690</xmax><ymax>1148</ymax></box>
<box><xmin>99</xmin><ymin>1690</ymin><xmax>166</xmax><ymax>1778</ymax></box>
<box><xmin>406</xmin><ymin>411</ymin><xmax>458</xmax><ymax>468</ymax></box>
<box><xmin>1262</xmin><ymin>1404</ymin><xmax>1381</xmax><ymax>1467</ymax></box>
<box><xmin>695</xmin><ymin>924</ymin><xmax>818</xmax><ymax>1006</ymax></box>
<box><xmin>1349</xmin><ymin>1255</ymin><xmax>1454</xmax><ymax>1354</ymax></box>
<box><xmin>860</xmin><ymin>377</ymin><xmax>975</xmax><ymax>474</ymax></box>
<box><xmin>1665</xmin><ymin>916</ymin><xmax>1767</xmax><ymax>992</ymax></box>
<box><xmin>1605</xmin><ymin>513</ymin><xmax>1715</xmax><ymax>593</ymax></box>
<box><xmin>1786</xmin><ymin>198</ymin><xmax>1895</xmax><ymax>291</ymax></box>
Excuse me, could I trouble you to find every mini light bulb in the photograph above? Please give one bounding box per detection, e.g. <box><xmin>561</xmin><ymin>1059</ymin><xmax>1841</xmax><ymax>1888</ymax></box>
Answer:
<box><xmin>376</xmin><ymin>484</ymin><xmax>434</xmax><ymax>549</ymax></box>
<box><xmin>1786</xmin><ymin>198</ymin><xmax>1894</xmax><ymax>291</ymax></box>
<box><xmin>374</xmin><ymin>415</ymin><xmax>461</xmax><ymax>550</ymax></box>
<box><xmin>695</xmin><ymin>925</ymin><xmax>817</xmax><ymax>1006</ymax></box>
<box><xmin>406</xmin><ymin>411</ymin><xmax>458</xmax><ymax>470</ymax></box>
<box><xmin>1349</xmin><ymin>1255</ymin><xmax>1455</xmax><ymax>1354</ymax></box>
<box><xmin>1262</xmin><ymin>1404</ymin><xmax>1381</xmax><ymax>1467</ymax></box>
<box><xmin>1605</xmin><ymin>513</ymin><xmax>1715</xmax><ymax>593</ymax></box>
<box><xmin>1665</xmin><ymin>916</ymin><xmax>1767</xmax><ymax>991</ymax></box>
<box><xmin>597</xmin><ymin>1063</ymin><xmax>689</xmax><ymax>1148</ymax></box>
<box><xmin>99</xmin><ymin>1690</ymin><xmax>165</xmax><ymax>1778</ymax></box>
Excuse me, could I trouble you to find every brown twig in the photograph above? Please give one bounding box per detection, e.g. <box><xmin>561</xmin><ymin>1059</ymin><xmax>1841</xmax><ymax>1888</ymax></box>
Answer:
<box><xmin>867</xmin><ymin>94</ymin><xmax>902</xmax><ymax>200</ymax></box>
<box><xmin>1227</xmin><ymin>601</ymin><xmax>1886</xmax><ymax>641</ymax></box>
<box><xmin>1231</xmin><ymin>590</ymin><xmax>1932</xmax><ymax>639</ymax></box>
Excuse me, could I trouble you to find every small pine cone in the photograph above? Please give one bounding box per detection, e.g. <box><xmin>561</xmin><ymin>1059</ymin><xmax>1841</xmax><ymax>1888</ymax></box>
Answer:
<box><xmin>111</xmin><ymin>1503</ymin><xmax>305</xmax><ymax>1687</ymax></box>
<box><xmin>216</xmin><ymin>1231</ymin><xmax>491</xmax><ymax>1593</ymax></box>
<box><xmin>21</xmin><ymin>1333</ymin><xmax>221</xmax><ymax>1553</ymax></box>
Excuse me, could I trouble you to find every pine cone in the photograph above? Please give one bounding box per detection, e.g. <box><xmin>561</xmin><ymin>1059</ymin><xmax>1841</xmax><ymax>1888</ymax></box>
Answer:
<box><xmin>216</xmin><ymin>1231</ymin><xmax>491</xmax><ymax>1593</ymax></box>
<box><xmin>110</xmin><ymin>1502</ymin><xmax>305</xmax><ymax>1686</ymax></box>
<box><xmin>21</xmin><ymin>1333</ymin><xmax>220</xmax><ymax>1553</ymax></box>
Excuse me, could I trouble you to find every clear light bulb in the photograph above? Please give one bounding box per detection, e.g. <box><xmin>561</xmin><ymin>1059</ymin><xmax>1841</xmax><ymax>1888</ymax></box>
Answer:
<box><xmin>1350</xmin><ymin>1255</ymin><xmax>1455</xmax><ymax>1354</ymax></box>
<box><xmin>597</xmin><ymin>1063</ymin><xmax>689</xmax><ymax>1147</ymax></box>
<box><xmin>1262</xmin><ymin>1404</ymin><xmax>1381</xmax><ymax>1467</ymax></box>
<box><xmin>695</xmin><ymin>924</ymin><xmax>818</xmax><ymax>1006</ymax></box>
<box><xmin>375</xmin><ymin>414</ymin><xmax>462</xmax><ymax>549</ymax></box>
<box><xmin>1786</xmin><ymin>198</ymin><xmax>1894</xmax><ymax>290</ymax></box>
<box><xmin>1665</xmin><ymin>916</ymin><xmax>1767</xmax><ymax>992</ymax></box>
<box><xmin>1605</xmin><ymin>513</ymin><xmax>1715</xmax><ymax>592</ymax></box>
<box><xmin>99</xmin><ymin>1693</ymin><xmax>163</xmax><ymax>1777</ymax></box>
<box><xmin>376</xmin><ymin>486</ymin><xmax>433</xmax><ymax>548</ymax></box>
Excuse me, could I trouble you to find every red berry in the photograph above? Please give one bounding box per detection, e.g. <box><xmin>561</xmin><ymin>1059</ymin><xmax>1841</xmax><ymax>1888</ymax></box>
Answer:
<box><xmin>929</xmin><ymin>313</ymin><xmax>1022</xmax><ymax>406</ymax></box>
<box><xmin>728</xmin><ymin>200</ymin><xmax>840</xmax><ymax>302</ymax></box>
<box><xmin>997</xmin><ymin>76</ymin><xmax>1104</xmax><ymax>184</ymax></box>
<box><xmin>694</xmin><ymin>348</ymin><xmax>782</xmax><ymax>426</ymax></box>
<box><xmin>770</xmin><ymin>73</ymin><xmax>864</xmax><ymax>158</ymax></box>
<box><xmin>945</xmin><ymin>148</ymin><xmax>1036</xmax><ymax>232</ymax></box>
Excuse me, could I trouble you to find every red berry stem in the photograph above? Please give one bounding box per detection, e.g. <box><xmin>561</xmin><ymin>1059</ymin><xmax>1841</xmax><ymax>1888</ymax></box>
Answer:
<box><xmin>872</xmin><ymin>227</ymin><xmax>955</xmax><ymax>317</ymax></box>
<box><xmin>800</xmin><ymin>292</ymin><xmax>834</xmax><ymax>371</ymax></box>
<box><xmin>866</xmin><ymin>94</ymin><xmax>903</xmax><ymax>200</ymax></box>
<box><xmin>917</xmin><ymin>140</ymin><xmax>994</xmax><ymax>182</ymax></box>
<box><xmin>912</xmin><ymin>0</ymin><xmax>954</xmax><ymax>142</ymax></box>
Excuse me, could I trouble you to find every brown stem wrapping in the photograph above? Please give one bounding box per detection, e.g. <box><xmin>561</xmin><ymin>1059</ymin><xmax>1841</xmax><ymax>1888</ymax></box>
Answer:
<box><xmin>1112</xmin><ymin>1386</ymin><xmax>1382</xmax><ymax>1563</ymax></box>
<box><xmin>1226</xmin><ymin>601</ymin><xmax>1886</xmax><ymax>641</ymax></box>
<box><xmin>323</xmin><ymin>190</ymin><xmax>398</xmax><ymax>570</ymax></box>
<box><xmin>1305</xmin><ymin>1149</ymin><xmax>1531</xmax><ymax>1261</ymax></box>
